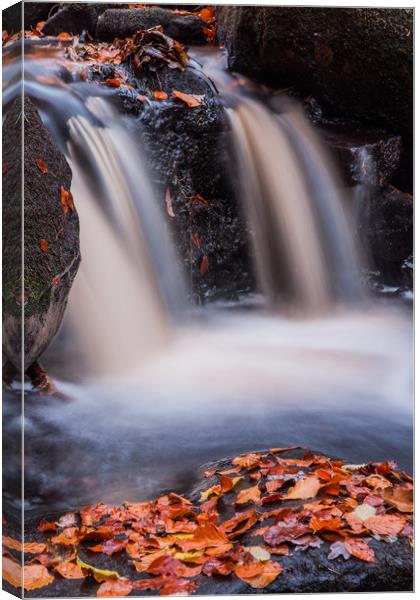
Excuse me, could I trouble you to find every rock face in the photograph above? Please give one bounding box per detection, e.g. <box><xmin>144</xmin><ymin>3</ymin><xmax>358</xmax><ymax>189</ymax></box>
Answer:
<box><xmin>41</xmin><ymin>3</ymin><xmax>112</xmax><ymax>36</ymax></box>
<box><xmin>217</xmin><ymin>7</ymin><xmax>413</xmax><ymax>137</ymax></box>
<box><xmin>2</xmin><ymin>96</ymin><xmax>80</xmax><ymax>371</ymax></box>
<box><xmin>2</xmin><ymin>1</ymin><xmax>55</xmax><ymax>33</ymax></box>
<box><xmin>97</xmin><ymin>7</ymin><xmax>208</xmax><ymax>44</ymax></box>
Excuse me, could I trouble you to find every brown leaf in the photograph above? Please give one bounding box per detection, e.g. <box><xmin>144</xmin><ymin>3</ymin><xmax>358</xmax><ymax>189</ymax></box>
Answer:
<box><xmin>36</xmin><ymin>159</ymin><xmax>48</xmax><ymax>174</ymax></box>
<box><xmin>60</xmin><ymin>185</ymin><xmax>74</xmax><ymax>214</ymax></box>
<box><xmin>3</xmin><ymin>162</ymin><xmax>7</xmax><ymax>174</ymax></box>
<box><xmin>344</xmin><ymin>538</ymin><xmax>375</xmax><ymax>563</ymax></box>
<box><xmin>51</xmin><ymin>527</ymin><xmax>81</xmax><ymax>546</ymax></box>
<box><xmin>177</xmin><ymin>523</ymin><xmax>230</xmax><ymax>551</ymax></box>
<box><xmin>55</xmin><ymin>560</ymin><xmax>85</xmax><ymax>579</ymax></box>
<box><xmin>3</xmin><ymin>536</ymin><xmax>46</xmax><ymax>554</ymax></box>
<box><xmin>153</xmin><ymin>90</ymin><xmax>168</xmax><ymax>100</ymax></box>
<box><xmin>172</xmin><ymin>89</ymin><xmax>205</xmax><ymax>108</ymax></box>
<box><xmin>232</xmin><ymin>453</ymin><xmax>263</xmax><ymax>469</ymax></box>
<box><xmin>234</xmin><ymin>559</ymin><xmax>282</xmax><ymax>589</ymax></box>
<box><xmin>97</xmin><ymin>579</ymin><xmax>133</xmax><ymax>597</ymax></box>
<box><xmin>364</xmin><ymin>514</ymin><xmax>406</xmax><ymax>536</ymax></box>
<box><xmin>200</xmin><ymin>255</ymin><xmax>209</xmax><ymax>275</ymax></box>
<box><xmin>286</xmin><ymin>475</ymin><xmax>321</xmax><ymax>500</ymax></box>
<box><xmin>38</xmin><ymin>519</ymin><xmax>58</xmax><ymax>532</ymax></box>
<box><xmin>40</xmin><ymin>239</ymin><xmax>48</xmax><ymax>253</ymax></box>
<box><xmin>236</xmin><ymin>485</ymin><xmax>261</xmax><ymax>506</ymax></box>
<box><xmin>264</xmin><ymin>522</ymin><xmax>311</xmax><ymax>546</ymax></box>
<box><xmin>381</xmin><ymin>486</ymin><xmax>413</xmax><ymax>513</ymax></box>
<box><xmin>220</xmin><ymin>509</ymin><xmax>258</xmax><ymax>538</ymax></box>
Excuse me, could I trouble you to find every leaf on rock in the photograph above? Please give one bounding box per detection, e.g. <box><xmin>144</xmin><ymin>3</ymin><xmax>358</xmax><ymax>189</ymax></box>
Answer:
<box><xmin>364</xmin><ymin>514</ymin><xmax>406</xmax><ymax>536</ymax></box>
<box><xmin>104</xmin><ymin>78</ymin><xmax>121</xmax><ymax>87</ymax></box>
<box><xmin>2</xmin><ymin>555</ymin><xmax>22</xmax><ymax>588</ymax></box>
<box><xmin>76</xmin><ymin>556</ymin><xmax>121</xmax><ymax>581</ymax></box>
<box><xmin>308</xmin><ymin>516</ymin><xmax>343</xmax><ymax>532</ymax></box>
<box><xmin>172</xmin><ymin>89</ymin><xmax>205</xmax><ymax>108</ymax></box>
<box><xmin>57</xmin><ymin>32</ymin><xmax>72</xmax><ymax>40</ymax></box>
<box><xmin>234</xmin><ymin>559</ymin><xmax>282</xmax><ymax>589</ymax></box>
<box><xmin>165</xmin><ymin>187</ymin><xmax>175</xmax><ymax>218</ymax></box>
<box><xmin>36</xmin><ymin>159</ymin><xmax>48</xmax><ymax>174</ymax></box>
<box><xmin>177</xmin><ymin>523</ymin><xmax>229</xmax><ymax>551</ymax></box>
<box><xmin>153</xmin><ymin>90</ymin><xmax>168</xmax><ymax>100</ymax></box>
<box><xmin>381</xmin><ymin>486</ymin><xmax>413</xmax><ymax>513</ymax></box>
<box><xmin>40</xmin><ymin>239</ymin><xmax>48</xmax><ymax>253</ymax></box>
<box><xmin>55</xmin><ymin>560</ymin><xmax>85</xmax><ymax>579</ymax></box>
<box><xmin>286</xmin><ymin>475</ymin><xmax>321</xmax><ymax>500</ymax></box>
<box><xmin>264</xmin><ymin>522</ymin><xmax>311</xmax><ymax>546</ymax></box>
<box><xmin>232</xmin><ymin>453</ymin><xmax>262</xmax><ymax>469</ymax></box>
<box><xmin>344</xmin><ymin>538</ymin><xmax>375</xmax><ymax>563</ymax></box>
<box><xmin>60</xmin><ymin>185</ymin><xmax>74</xmax><ymax>214</ymax></box>
<box><xmin>51</xmin><ymin>527</ymin><xmax>81</xmax><ymax>546</ymax></box>
<box><xmin>235</xmin><ymin>485</ymin><xmax>261</xmax><ymax>505</ymax></box>
<box><xmin>97</xmin><ymin>579</ymin><xmax>133</xmax><ymax>597</ymax></box>
<box><xmin>38</xmin><ymin>519</ymin><xmax>58</xmax><ymax>532</ymax></box>
<box><xmin>245</xmin><ymin>546</ymin><xmax>271</xmax><ymax>561</ymax></box>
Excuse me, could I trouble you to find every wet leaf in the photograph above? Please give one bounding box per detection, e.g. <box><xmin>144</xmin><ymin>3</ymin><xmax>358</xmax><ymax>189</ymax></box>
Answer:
<box><xmin>153</xmin><ymin>90</ymin><xmax>168</xmax><ymax>100</ymax></box>
<box><xmin>364</xmin><ymin>514</ymin><xmax>406</xmax><ymax>536</ymax></box>
<box><xmin>51</xmin><ymin>527</ymin><xmax>81</xmax><ymax>546</ymax></box>
<box><xmin>52</xmin><ymin>275</ymin><xmax>60</xmax><ymax>286</ymax></box>
<box><xmin>57</xmin><ymin>512</ymin><xmax>77</xmax><ymax>528</ymax></box>
<box><xmin>353</xmin><ymin>503</ymin><xmax>376</xmax><ymax>521</ymax></box>
<box><xmin>76</xmin><ymin>556</ymin><xmax>121</xmax><ymax>581</ymax></box>
<box><xmin>3</xmin><ymin>556</ymin><xmax>55</xmax><ymax>591</ymax></box>
<box><xmin>38</xmin><ymin>519</ymin><xmax>58</xmax><ymax>532</ymax></box>
<box><xmin>236</xmin><ymin>485</ymin><xmax>261</xmax><ymax>505</ymax></box>
<box><xmin>60</xmin><ymin>185</ymin><xmax>74</xmax><ymax>214</ymax></box>
<box><xmin>176</xmin><ymin>523</ymin><xmax>229</xmax><ymax>551</ymax></box>
<box><xmin>233</xmin><ymin>453</ymin><xmax>262</xmax><ymax>469</ymax></box>
<box><xmin>97</xmin><ymin>579</ymin><xmax>133</xmax><ymax>597</ymax></box>
<box><xmin>264</xmin><ymin>522</ymin><xmax>311</xmax><ymax>546</ymax></box>
<box><xmin>245</xmin><ymin>546</ymin><xmax>271</xmax><ymax>561</ymax></box>
<box><xmin>308</xmin><ymin>516</ymin><xmax>343</xmax><ymax>532</ymax></box>
<box><xmin>235</xmin><ymin>559</ymin><xmax>282</xmax><ymax>589</ymax></box>
<box><xmin>286</xmin><ymin>475</ymin><xmax>321</xmax><ymax>499</ymax></box>
<box><xmin>220</xmin><ymin>509</ymin><xmax>258</xmax><ymax>538</ymax></box>
<box><xmin>55</xmin><ymin>560</ymin><xmax>85</xmax><ymax>579</ymax></box>
<box><xmin>40</xmin><ymin>239</ymin><xmax>48</xmax><ymax>253</ymax></box>
<box><xmin>36</xmin><ymin>159</ymin><xmax>48</xmax><ymax>174</ymax></box>
<box><xmin>344</xmin><ymin>538</ymin><xmax>375</xmax><ymax>563</ymax></box>
<box><xmin>172</xmin><ymin>89</ymin><xmax>205</xmax><ymax>108</ymax></box>
<box><xmin>381</xmin><ymin>486</ymin><xmax>413</xmax><ymax>513</ymax></box>
<box><xmin>57</xmin><ymin>32</ymin><xmax>72</xmax><ymax>40</ymax></box>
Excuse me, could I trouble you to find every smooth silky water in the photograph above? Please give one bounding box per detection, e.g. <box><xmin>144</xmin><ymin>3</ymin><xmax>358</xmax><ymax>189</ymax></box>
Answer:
<box><xmin>3</xmin><ymin>41</ymin><xmax>412</xmax><ymax>517</ymax></box>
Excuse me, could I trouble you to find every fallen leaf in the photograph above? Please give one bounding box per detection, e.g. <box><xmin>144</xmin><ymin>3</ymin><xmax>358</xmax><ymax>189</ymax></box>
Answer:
<box><xmin>38</xmin><ymin>519</ymin><xmax>58</xmax><ymax>532</ymax></box>
<box><xmin>104</xmin><ymin>78</ymin><xmax>121</xmax><ymax>87</ymax></box>
<box><xmin>344</xmin><ymin>538</ymin><xmax>375</xmax><ymax>563</ymax></box>
<box><xmin>76</xmin><ymin>556</ymin><xmax>121</xmax><ymax>581</ymax></box>
<box><xmin>2</xmin><ymin>162</ymin><xmax>7</xmax><ymax>174</ymax></box>
<box><xmin>36</xmin><ymin>159</ymin><xmax>48</xmax><ymax>174</ymax></box>
<box><xmin>52</xmin><ymin>275</ymin><xmax>60</xmax><ymax>286</ymax></box>
<box><xmin>57</xmin><ymin>513</ymin><xmax>77</xmax><ymax>528</ymax></box>
<box><xmin>264</xmin><ymin>522</ymin><xmax>311</xmax><ymax>546</ymax></box>
<box><xmin>235</xmin><ymin>559</ymin><xmax>282</xmax><ymax>589</ymax></box>
<box><xmin>51</xmin><ymin>527</ymin><xmax>81</xmax><ymax>546</ymax></box>
<box><xmin>233</xmin><ymin>453</ymin><xmax>262</xmax><ymax>469</ymax></box>
<box><xmin>172</xmin><ymin>89</ymin><xmax>205</xmax><ymax>108</ymax></box>
<box><xmin>200</xmin><ymin>255</ymin><xmax>209</xmax><ymax>275</ymax></box>
<box><xmin>60</xmin><ymin>185</ymin><xmax>74</xmax><ymax>214</ymax></box>
<box><xmin>286</xmin><ymin>475</ymin><xmax>321</xmax><ymax>500</ymax></box>
<box><xmin>245</xmin><ymin>546</ymin><xmax>271</xmax><ymax>561</ymax></box>
<box><xmin>97</xmin><ymin>579</ymin><xmax>133</xmax><ymax>597</ymax></box>
<box><xmin>381</xmin><ymin>486</ymin><xmax>413</xmax><ymax>513</ymax></box>
<box><xmin>309</xmin><ymin>516</ymin><xmax>343</xmax><ymax>532</ymax></box>
<box><xmin>154</xmin><ymin>90</ymin><xmax>168</xmax><ymax>100</ymax></box>
<box><xmin>236</xmin><ymin>485</ymin><xmax>261</xmax><ymax>505</ymax></box>
<box><xmin>165</xmin><ymin>187</ymin><xmax>175</xmax><ymax>218</ymax></box>
<box><xmin>176</xmin><ymin>523</ymin><xmax>229</xmax><ymax>551</ymax></box>
<box><xmin>220</xmin><ymin>509</ymin><xmax>258</xmax><ymax>538</ymax></box>
<box><xmin>57</xmin><ymin>32</ymin><xmax>72</xmax><ymax>40</ymax></box>
<box><xmin>364</xmin><ymin>514</ymin><xmax>406</xmax><ymax>536</ymax></box>
<box><xmin>40</xmin><ymin>239</ymin><xmax>48</xmax><ymax>253</ymax></box>
<box><xmin>352</xmin><ymin>503</ymin><xmax>377</xmax><ymax>521</ymax></box>
<box><xmin>328</xmin><ymin>541</ymin><xmax>351</xmax><ymax>560</ymax></box>
<box><xmin>55</xmin><ymin>560</ymin><xmax>85</xmax><ymax>579</ymax></box>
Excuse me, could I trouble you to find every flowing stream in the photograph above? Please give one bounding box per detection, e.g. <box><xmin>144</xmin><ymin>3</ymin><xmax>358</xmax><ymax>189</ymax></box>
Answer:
<box><xmin>2</xmin><ymin>40</ymin><xmax>412</xmax><ymax>516</ymax></box>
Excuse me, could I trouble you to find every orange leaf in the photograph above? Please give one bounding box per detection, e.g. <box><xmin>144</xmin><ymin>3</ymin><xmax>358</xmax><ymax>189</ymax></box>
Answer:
<box><xmin>344</xmin><ymin>538</ymin><xmax>375</xmax><ymax>563</ymax></box>
<box><xmin>200</xmin><ymin>255</ymin><xmax>209</xmax><ymax>275</ymax></box>
<box><xmin>24</xmin><ymin>563</ymin><xmax>55</xmax><ymax>590</ymax></box>
<box><xmin>381</xmin><ymin>486</ymin><xmax>413</xmax><ymax>513</ymax></box>
<box><xmin>97</xmin><ymin>579</ymin><xmax>133</xmax><ymax>597</ymax></box>
<box><xmin>364</xmin><ymin>514</ymin><xmax>406</xmax><ymax>536</ymax></box>
<box><xmin>51</xmin><ymin>527</ymin><xmax>81</xmax><ymax>546</ymax></box>
<box><xmin>55</xmin><ymin>561</ymin><xmax>85</xmax><ymax>579</ymax></box>
<box><xmin>40</xmin><ymin>239</ymin><xmax>48</xmax><ymax>253</ymax></box>
<box><xmin>236</xmin><ymin>485</ymin><xmax>261</xmax><ymax>506</ymax></box>
<box><xmin>153</xmin><ymin>90</ymin><xmax>168</xmax><ymax>100</ymax></box>
<box><xmin>198</xmin><ymin>7</ymin><xmax>215</xmax><ymax>22</ymax></box>
<box><xmin>234</xmin><ymin>559</ymin><xmax>282</xmax><ymax>589</ymax></box>
<box><xmin>286</xmin><ymin>475</ymin><xmax>321</xmax><ymax>500</ymax></box>
<box><xmin>233</xmin><ymin>453</ymin><xmax>262</xmax><ymax>469</ymax></box>
<box><xmin>36</xmin><ymin>159</ymin><xmax>48</xmax><ymax>174</ymax></box>
<box><xmin>104</xmin><ymin>78</ymin><xmax>121</xmax><ymax>87</ymax></box>
<box><xmin>173</xmin><ymin>89</ymin><xmax>205</xmax><ymax>108</ymax></box>
<box><xmin>309</xmin><ymin>516</ymin><xmax>343</xmax><ymax>533</ymax></box>
<box><xmin>177</xmin><ymin>523</ymin><xmax>229</xmax><ymax>551</ymax></box>
<box><xmin>60</xmin><ymin>185</ymin><xmax>74</xmax><ymax>214</ymax></box>
<box><xmin>52</xmin><ymin>275</ymin><xmax>60</xmax><ymax>286</ymax></box>
<box><xmin>57</xmin><ymin>32</ymin><xmax>72</xmax><ymax>40</ymax></box>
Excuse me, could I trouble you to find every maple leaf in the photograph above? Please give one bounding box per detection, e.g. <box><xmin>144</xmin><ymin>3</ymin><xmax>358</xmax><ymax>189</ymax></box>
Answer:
<box><xmin>286</xmin><ymin>475</ymin><xmax>321</xmax><ymax>499</ymax></box>
<box><xmin>234</xmin><ymin>559</ymin><xmax>282</xmax><ymax>589</ymax></box>
<box><xmin>97</xmin><ymin>580</ymin><xmax>133</xmax><ymax>597</ymax></box>
<box><xmin>60</xmin><ymin>185</ymin><xmax>74</xmax><ymax>214</ymax></box>
<box><xmin>154</xmin><ymin>90</ymin><xmax>168</xmax><ymax>100</ymax></box>
<box><xmin>344</xmin><ymin>538</ymin><xmax>375</xmax><ymax>563</ymax></box>
<box><xmin>236</xmin><ymin>485</ymin><xmax>261</xmax><ymax>505</ymax></box>
<box><xmin>36</xmin><ymin>159</ymin><xmax>48</xmax><ymax>174</ymax></box>
<box><xmin>172</xmin><ymin>89</ymin><xmax>205</xmax><ymax>108</ymax></box>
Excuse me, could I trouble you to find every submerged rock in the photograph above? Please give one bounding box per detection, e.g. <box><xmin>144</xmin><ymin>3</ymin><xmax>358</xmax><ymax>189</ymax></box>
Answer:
<box><xmin>217</xmin><ymin>7</ymin><xmax>413</xmax><ymax>137</ymax></box>
<box><xmin>2</xmin><ymin>96</ymin><xmax>80</xmax><ymax>372</ymax></box>
<box><xmin>96</xmin><ymin>7</ymin><xmax>208</xmax><ymax>44</ymax></box>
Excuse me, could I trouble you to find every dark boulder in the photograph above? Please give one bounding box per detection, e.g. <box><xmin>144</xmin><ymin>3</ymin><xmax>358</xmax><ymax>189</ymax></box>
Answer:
<box><xmin>2</xmin><ymin>1</ymin><xmax>55</xmax><ymax>33</ymax></box>
<box><xmin>320</xmin><ymin>122</ymin><xmax>402</xmax><ymax>188</ymax></box>
<box><xmin>217</xmin><ymin>7</ymin><xmax>413</xmax><ymax>137</ymax></box>
<box><xmin>96</xmin><ymin>7</ymin><xmax>208</xmax><ymax>44</ymax></box>
<box><xmin>2</xmin><ymin>96</ymin><xmax>80</xmax><ymax>372</ymax></box>
<box><xmin>41</xmin><ymin>3</ymin><xmax>114</xmax><ymax>36</ymax></box>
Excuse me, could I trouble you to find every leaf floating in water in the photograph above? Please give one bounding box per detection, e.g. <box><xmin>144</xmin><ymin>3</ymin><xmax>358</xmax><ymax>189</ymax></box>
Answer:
<box><xmin>172</xmin><ymin>89</ymin><xmax>205</xmax><ymax>108</ymax></box>
<box><xmin>40</xmin><ymin>239</ymin><xmax>48</xmax><ymax>253</ymax></box>
<box><xmin>60</xmin><ymin>185</ymin><xmax>74</xmax><ymax>214</ymax></box>
<box><xmin>36</xmin><ymin>159</ymin><xmax>48</xmax><ymax>174</ymax></box>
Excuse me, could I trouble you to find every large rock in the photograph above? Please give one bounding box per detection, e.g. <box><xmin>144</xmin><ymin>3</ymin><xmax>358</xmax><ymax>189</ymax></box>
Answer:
<box><xmin>217</xmin><ymin>7</ymin><xmax>413</xmax><ymax>137</ymax></box>
<box><xmin>41</xmin><ymin>3</ymin><xmax>114</xmax><ymax>36</ymax></box>
<box><xmin>2</xmin><ymin>1</ymin><xmax>55</xmax><ymax>33</ymax></box>
<box><xmin>97</xmin><ymin>7</ymin><xmax>208</xmax><ymax>44</ymax></box>
<box><xmin>2</xmin><ymin>97</ymin><xmax>80</xmax><ymax>372</ymax></box>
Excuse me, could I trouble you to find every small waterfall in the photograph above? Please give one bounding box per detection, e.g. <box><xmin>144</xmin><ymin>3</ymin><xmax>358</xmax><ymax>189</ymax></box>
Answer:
<box><xmin>227</xmin><ymin>97</ymin><xmax>363</xmax><ymax>313</ymax></box>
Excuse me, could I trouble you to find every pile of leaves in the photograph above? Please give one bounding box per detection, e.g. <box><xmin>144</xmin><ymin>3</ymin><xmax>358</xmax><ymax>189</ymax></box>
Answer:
<box><xmin>2</xmin><ymin>448</ymin><xmax>413</xmax><ymax>596</ymax></box>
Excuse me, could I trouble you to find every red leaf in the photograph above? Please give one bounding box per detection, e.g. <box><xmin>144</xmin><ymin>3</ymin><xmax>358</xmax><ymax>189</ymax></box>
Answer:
<box><xmin>40</xmin><ymin>239</ymin><xmax>48</xmax><ymax>253</ymax></box>
<box><xmin>200</xmin><ymin>255</ymin><xmax>209</xmax><ymax>275</ymax></box>
<box><xmin>36</xmin><ymin>159</ymin><xmax>48</xmax><ymax>174</ymax></box>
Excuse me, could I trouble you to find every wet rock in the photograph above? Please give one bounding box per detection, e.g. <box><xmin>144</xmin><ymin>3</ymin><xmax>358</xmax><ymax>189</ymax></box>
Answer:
<box><xmin>217</xmin><ymin>7</ymin><xmax>413</xmax><ymax>137</ymax></box>
<box><xmin>2</xmin><ymin>1</ymin><xmax>55</xmax><ymax>33</ymax></box>
<box><xmin>112</xmin><ymin>63</ymin><xmax>253</xmax><ymax>301</ymax></box>
<box><xmin>41</xmin><ymin>3</ymin><xmax>113</xmax><ymax>36</ymax></box>
<box><xmin>2</xmin><ymin>96</ymin><xmax>80</xmax><ymax>371</ymax></box>
<box><xmin>96</xmin><ymin>7</ymin><xmax>208</xmax><ymax>44</ymax></box>
<box><xmin>320</xmin><ymin>122</ymin><xmax>402</xmax><ymax>188</ymax></box>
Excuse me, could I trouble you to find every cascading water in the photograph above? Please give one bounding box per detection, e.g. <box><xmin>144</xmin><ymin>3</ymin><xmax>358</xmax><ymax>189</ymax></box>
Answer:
<box><xmin>2</xmin><ymin>40</ymin><xmax>412</xmax><ymax>516</ymax></box>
